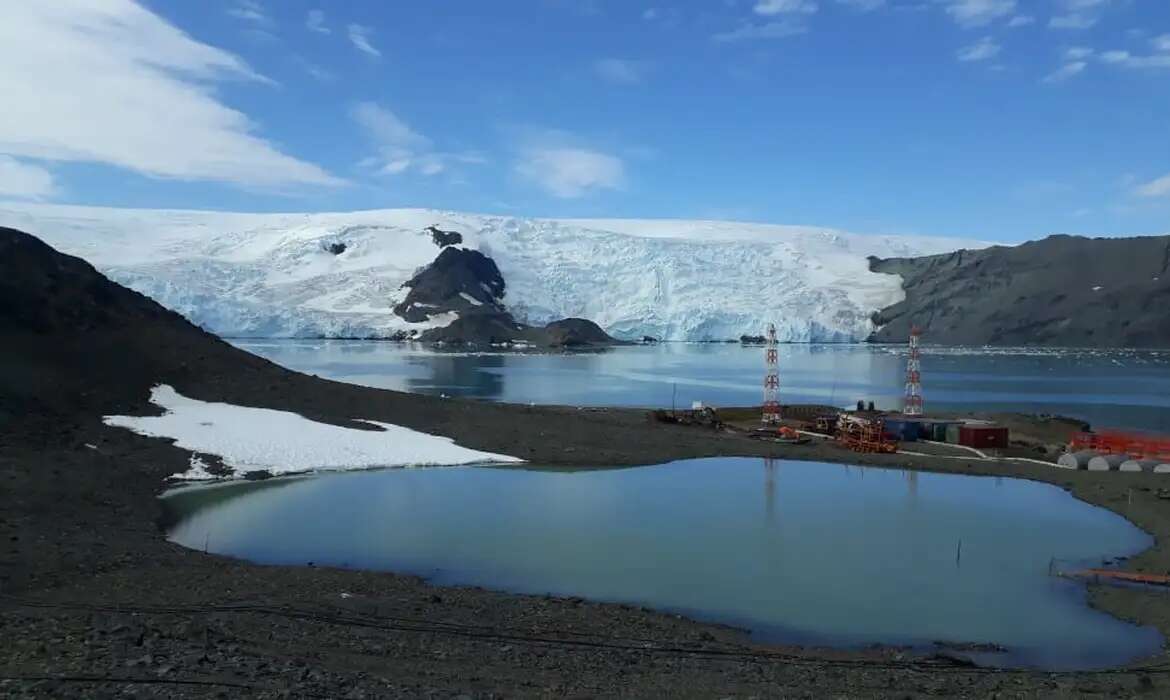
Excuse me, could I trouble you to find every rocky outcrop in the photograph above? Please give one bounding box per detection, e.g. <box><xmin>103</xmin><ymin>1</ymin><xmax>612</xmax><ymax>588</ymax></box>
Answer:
<box><xmin>543</xmin><ymin>318</ymin><xmax>616</xmax><ymax>348</ymax></box>
<box><xmin>426</xmin><ymin>225</ymin><xmax>463</xmax><ymax>248</ymax></box>
<box><xmin>420</xmin><ymin>315</ymin><xmax>622</xmax><ymax>349</ymax></box>
<box><xmin>869</xmin><ymin>234</ymin><xmax>1170</xmax><ymax>347</ymax></box>
<box><xmin>393</xmin><ymin>247</ymin><xmax>506</xmax><ymax>323</ymax></box>
<box><xmin>394</xmin><ymin>228</ymin><xmax>620</xmax><ymax>348</ymax></box>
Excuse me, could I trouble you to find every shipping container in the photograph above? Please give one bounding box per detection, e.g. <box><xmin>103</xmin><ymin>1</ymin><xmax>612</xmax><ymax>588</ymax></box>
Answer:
<box><xmin>959</xmin><ymin>425</ymin><xmax>1009</xmax><ymax>449</ymax></box>
<box><xmin>883</xmin><ymin>418</ymin><xmax>921</xmax><ymax>443</ymax></box>
<box><xmin>945</xmin><ymin>423</ymin><xmax>962</xmax><ymax>444</ymax></box>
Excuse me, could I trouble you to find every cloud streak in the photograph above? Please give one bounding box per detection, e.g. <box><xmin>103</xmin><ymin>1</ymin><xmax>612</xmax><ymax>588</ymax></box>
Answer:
<box><xmin>0</xmin><ymin>0</ymin><xmax>341</xmax><ymax>191</ymax></box>
<box><xmin>0</xmin><ymin>156</ymin><xmax>55</xmax><ymax>199</ymax></box>
<box><xmin>956</xmin><ymin>37</ymin><xmax>1000</xmax><ymax>62</ymax></box>
<box><xmin>351</xmin><ymin>102</ymin><xmax>484</xmax><ymax>177</ymax></box>
<box><xmin>515</xmin><ymin>147</ymin><xmax>624</xmax><ymax>198</ymax></box>
<box><xmin>713</xmin><ymin>20</ymin><xmax>807</xmax><ymax>42</ymax></box>
<box><xmin>594</xmin><ymin>58</ymin><xmax>649</xmax><ymax>85</ymax></box>
<box><xmin>347</xmin><ymin>24</ymin><xmax>381</xmax><ymax>57</ymax></box>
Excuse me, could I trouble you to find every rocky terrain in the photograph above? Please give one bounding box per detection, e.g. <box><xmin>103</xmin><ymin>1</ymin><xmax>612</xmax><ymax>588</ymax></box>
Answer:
<box><xmin>869</xmin><ymin>234</ymin><xmax>1170</xmax><ymax>347</ymax></box>
<box><xmin>393</xmin><ymin>230</ymin><xmax>623</xmax><ymax>348</ymax></box>
<box><xmin>6</xmin><ymin>226</ymin><xmax>1170</xmax><ymax>697</ymax></box>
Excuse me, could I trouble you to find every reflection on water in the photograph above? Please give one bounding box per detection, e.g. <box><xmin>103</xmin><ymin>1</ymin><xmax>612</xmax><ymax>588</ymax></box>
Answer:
<box><xmin>162</xmin><ymin>457</ymin><xmax>1160</xmax><ymax>670</ymax></box>
<box><xmin>233</xmin><ymin>340</ymin><xmax>1170</xmax><ymax>431</ymax></box>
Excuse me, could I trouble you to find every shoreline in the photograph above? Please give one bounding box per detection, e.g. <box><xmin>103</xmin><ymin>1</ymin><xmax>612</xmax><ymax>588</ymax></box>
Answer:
<box><xmin>156</xmin><ymin>453</ymin><xmax>1163</xmax><ymax>672</ymax></box>
<box><xmin>6</xmin><ymin>370</ymin><xmax>1170</xmax><ymax>695</ymax></box>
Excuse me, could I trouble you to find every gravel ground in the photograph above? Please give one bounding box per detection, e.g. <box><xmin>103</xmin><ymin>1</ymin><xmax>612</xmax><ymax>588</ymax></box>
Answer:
<box><xmin>5</xmin><ymin>227</ymin><xmax>1170</xmax><ymax>697</ymax></box>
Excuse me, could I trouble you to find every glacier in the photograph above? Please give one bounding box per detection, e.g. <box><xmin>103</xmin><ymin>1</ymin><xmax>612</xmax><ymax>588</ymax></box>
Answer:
<box><xmin>0</xmin><ymin>203</ymin><xmax>984</xmax><ymax>342</ymax></box>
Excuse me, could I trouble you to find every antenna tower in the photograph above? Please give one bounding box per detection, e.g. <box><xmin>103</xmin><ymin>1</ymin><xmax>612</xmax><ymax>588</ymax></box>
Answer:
<box><xmin>763</xmin><ymin>323</ymin><xmax>781</xmax><ymax>424</ymax></box>
<box><xmin>904</xmin><ymin>325</ymin><xmax>924</xmax><ymax>416</ymax></box>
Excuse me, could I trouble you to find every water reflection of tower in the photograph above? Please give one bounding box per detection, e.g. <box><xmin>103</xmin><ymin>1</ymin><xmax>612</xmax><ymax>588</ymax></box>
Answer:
<box><xmin>764</xmin><ymin>457</ymin><xmax>777</xmax><ymax>523</ymax></box>
<box><xmin>905</xmin><ymin>469</ymin><xmax>918</xmax><ymax>499</ymax></box>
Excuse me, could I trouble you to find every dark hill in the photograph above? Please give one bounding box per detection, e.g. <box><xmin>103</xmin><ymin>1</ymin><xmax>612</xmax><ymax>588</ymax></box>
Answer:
<box><xmin>869</xmin><ymin>234</ymin><xmax>1170</xmax><ymax>348</ymax></box>
<box><xmin>393</xmin><ymin>247</ymin><xmax>506</xmax><ymax>322</ymax></box>
<box><xmin>0</xmin><ymin>226</ymin><xmax>275</xmax><ymax>424</ymax></box>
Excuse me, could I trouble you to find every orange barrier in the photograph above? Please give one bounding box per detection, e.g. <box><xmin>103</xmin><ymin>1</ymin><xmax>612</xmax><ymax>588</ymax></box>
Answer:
<box><xmin>1070</xmin><ymin>431</ymin><xmax>1170</xmax><ymax>462</ymax></box>
<box><xmin>1072</xmin><ymin>568</ymin><xmax>1170</xmax><ymax>586</ymax></box>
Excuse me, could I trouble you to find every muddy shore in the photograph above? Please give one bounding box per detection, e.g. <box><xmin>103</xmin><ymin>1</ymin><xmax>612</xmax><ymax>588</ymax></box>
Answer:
<box><xmin>5</xmin><ymin>370</ymin><xmax>1170</xmax><ymax>698</ymax></box>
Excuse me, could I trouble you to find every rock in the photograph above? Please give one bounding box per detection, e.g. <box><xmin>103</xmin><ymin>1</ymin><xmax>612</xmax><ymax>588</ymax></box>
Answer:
<box><xmin>543</xmin><ymin>318</ymin><xmax>615</xmax><ymax>348</ymax></box>
<box><xmin>324</xmin><ymin>242</ymin><xmax>347</xmax><ymax>255</ymax></box>
<box><xmin>393</xmin><ymin>247</ymin><xmax>506</xmax><ymax>323</ymax></box>
<box><xmin>425</xmin><ymin>225</ymin><xmax>463</xmax><ymax>248</ymax></box>
<box><xmin>868</xmin><ymin>234</ymin><xmax>1170</xmax><ymax>347</ymax></box>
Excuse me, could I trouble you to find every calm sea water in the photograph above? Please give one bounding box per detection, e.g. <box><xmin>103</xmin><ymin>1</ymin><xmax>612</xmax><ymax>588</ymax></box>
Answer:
<box><xmin>163</xmin><ymin>458</ymin><xmax>1160</xmax><ymax>670</ymax></box>
<box><xmin>234</xmin><ymin>340</ymin><xmax>1170</xmax><ymax>432</ymax></box>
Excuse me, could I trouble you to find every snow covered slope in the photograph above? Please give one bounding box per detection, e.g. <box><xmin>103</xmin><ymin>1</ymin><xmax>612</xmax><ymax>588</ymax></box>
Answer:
<box><xmin>0</xmin><ymin>203</ymin><xmax>984</xmax><ymax>341</ymax></box>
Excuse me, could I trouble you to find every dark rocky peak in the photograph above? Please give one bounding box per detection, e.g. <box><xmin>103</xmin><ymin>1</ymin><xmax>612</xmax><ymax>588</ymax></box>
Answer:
<box><xmin>0</xmin><ymin>226</ymin><xmax>179</xmax><ymax>334</ymax></box>
<box><xmin>393</xmin><ymin>247</ymin><xmax>506</xmax><ymax>323</ymax></box>
<box><xmin>426</xmin><ymin>225</ymin><xmax>463</xmax><ymax>248</ymax></box>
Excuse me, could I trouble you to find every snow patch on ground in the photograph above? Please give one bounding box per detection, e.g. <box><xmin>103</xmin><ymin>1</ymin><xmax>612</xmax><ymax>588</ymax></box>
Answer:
<box><xmin>1</xmin><ymin>203</ymin><xmax>988</xmax><ymax>342</ymax></box>
<box><xmin>105</xmin><ymin>385</ymin><xmax>521</xmax><ymax>480</ymax></box>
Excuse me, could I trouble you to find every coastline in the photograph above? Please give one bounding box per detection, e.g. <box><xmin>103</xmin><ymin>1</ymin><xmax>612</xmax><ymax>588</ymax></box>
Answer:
<box><xmin>5</xmin><ymin>369</ymin><xmax>1170</xmax><ymax>696</ymax></box>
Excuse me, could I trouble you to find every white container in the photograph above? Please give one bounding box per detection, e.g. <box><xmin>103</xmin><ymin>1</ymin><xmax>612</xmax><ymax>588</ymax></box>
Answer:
<box><xmin>1120</xmin><ymin>459</ymin><xmax>1159</xmax><ymax>473</ymax></box>
<box><xmin>1155</xmin><ymin>464</ymin><xmax>1170</xmax><ymax>474</ymax></box>
<box><xmin>1057</xmin><ymin>450</ymin><xmax>1095</xmax><ymax>470</ymax></box>
<box><xmin>1088</xmin><ymin>454</ymin><xmax>1127</xmax><ymax>471</ymax></box>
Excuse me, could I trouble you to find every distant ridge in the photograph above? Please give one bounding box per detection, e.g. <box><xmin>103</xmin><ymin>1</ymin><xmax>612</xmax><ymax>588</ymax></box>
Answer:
<box><xmin>869</xmin><ymin>234</ymin><xmax>1170</xmax><ymax>348</ymax></box>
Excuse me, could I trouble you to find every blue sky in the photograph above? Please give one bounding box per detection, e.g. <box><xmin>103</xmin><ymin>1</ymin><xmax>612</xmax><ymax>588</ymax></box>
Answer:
<box><xmin>0</xmin><ymin>0</ymin><xmax>1167</xmax><ymax>242</ymax></box>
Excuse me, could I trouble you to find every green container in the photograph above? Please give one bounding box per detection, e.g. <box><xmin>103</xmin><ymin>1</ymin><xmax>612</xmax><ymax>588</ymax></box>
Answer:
<box><xmin>945</xmin><ymin>423</ymin><xmax>962</xmax><ymax>444</ymax></box>
<box><xmin>930</xmin><ymin>423</ymin><xmax>949</xmax><ymax>442</ymax></box>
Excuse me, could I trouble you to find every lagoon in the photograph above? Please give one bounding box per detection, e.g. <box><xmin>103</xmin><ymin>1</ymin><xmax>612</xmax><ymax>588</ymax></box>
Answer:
<box><xmin>163</xmin><ymin>457</ymin><xmax>1160</xmax><ymax>670</ymax></box>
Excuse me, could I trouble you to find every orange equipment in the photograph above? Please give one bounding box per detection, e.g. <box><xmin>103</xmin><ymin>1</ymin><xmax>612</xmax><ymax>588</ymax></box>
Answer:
<box><xmin>1070</xmin><ymin>431</ymin><xmax>1170</xmax><ymax>462</ymax></box>
<box><xmin>836</xmin><ymin>415</ymin><xmax>897</xmax><ymax>454</ymax></box>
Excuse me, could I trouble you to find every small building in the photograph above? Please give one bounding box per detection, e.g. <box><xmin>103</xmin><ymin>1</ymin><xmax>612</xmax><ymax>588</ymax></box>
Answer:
<box><xmin>959</xmin><ymin>424</ymin><xmax>1009</xmax><ymax>449</ymax></box>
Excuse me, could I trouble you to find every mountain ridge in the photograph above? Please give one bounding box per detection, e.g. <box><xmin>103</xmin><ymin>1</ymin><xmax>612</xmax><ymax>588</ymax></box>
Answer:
<box><xmin>868</xmin><ymin>234</ymin><xmax>1170</xmax><ymax>348</ymax></box>
<box><xmin>0</xmin><ymin>202</ymin><xmax>982</xmax><ymax>342</ymax></box>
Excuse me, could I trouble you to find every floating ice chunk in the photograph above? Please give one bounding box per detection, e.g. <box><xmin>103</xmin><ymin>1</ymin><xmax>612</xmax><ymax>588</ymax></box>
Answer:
<box><xmin>105</xmin><ymin>385</ymin><xmax>521</xmax><ymax>480</ymax></box>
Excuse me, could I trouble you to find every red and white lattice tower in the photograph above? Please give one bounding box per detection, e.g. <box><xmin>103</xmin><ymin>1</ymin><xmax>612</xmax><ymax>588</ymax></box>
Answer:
<box><xmin>903</xmin><ymin>325</ymin><xmax>924</xmax><ymax>416</ymax></box>
<box><xmin>763</xmin><ymin>324</ymin><xmax>781</xmax><ymax>424</ymax></box>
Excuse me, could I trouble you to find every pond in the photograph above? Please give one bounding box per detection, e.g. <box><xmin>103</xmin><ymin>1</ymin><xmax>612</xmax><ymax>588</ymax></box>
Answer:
<box><xmin>233</xmin><ymin>340</ymin><xmax>1170</xmax><ymax>433</ymax></box>
<box><xmin>162</xmin><ymin>457</ymin><xmax>1161</xmax><ymax>670</ymax></box>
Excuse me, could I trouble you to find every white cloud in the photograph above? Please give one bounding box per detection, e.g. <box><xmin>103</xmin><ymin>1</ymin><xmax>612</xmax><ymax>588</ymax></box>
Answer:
<box><xmin>1049</xmin><ymin>13</ymin><xmax>1095</xmax><ymax>29</ymax></box>
<box><xmin>956</xmin><ymin>36</ymin><xmax>1000</xmax><ymax>62</ymax></box>
<box><xmin>0</xmin><ymin>1</ymin><xmax>341</xmax><ymax>190</ymax></box>
<box><xmin>1007</xmin><ymin>15</ymin><xmax>1034</xmax><ymax>27</ymax></box>
<box><xmin>0</xmin><ymin>156</ymin><xmax>55</xmax><ymax>200</ymax></box>
<box><xmin>643</xmin><ymin>8</ymin><xmax>659</xmax><ymax>20</ymax></box>
<box><xmin>227</xmin><ymin>0</ymin><xmax>268</xmax><ymax>24</ymax></box>
<box><xmin>1099</xmin><ymin>50</ymin><xmax>1170</xmax><ymax>69</ymax></box>
<box><xmin>515</xmin><ymin>147</ymin><xmax>625</xmax><ymax>198</ymax></box>
<box><xmin>347</xmin><ymin>24</ymin><xmax>381</xmax><ymax>57</ymax></box>
<box><xmin>306</xmin><ymin>9</ymin><xmax>329</xmax><ymax>34</ymax></box>
<box><xmin>1135</xmin><ymin>174</ymin><xmax>1170</xmax><ymax>198</ymax></box>
<box><xmin>944</xmin><ymin>0</ymin><xmax>1016</xmax><ymax>28</ymax></box>
<box><xmin>1043</xmin><ymin>60</ymin><xmax>1087</xmax><ymax>82</ymax></box>
<box><xmin>351</xmin><ymin>102</ymin><xmax>484</xmax><ymax>177</ymax></box>
<box><xmin>836</xmin><ymin>0</ymin><xmax>885</xmax><ymax>10</ymax></box>
<box><xmin>713</xmin><ymin>20</ymin><xmax>808</xmax><ymax>42</ymax></box>
<box><xmin>754</xmin><ymin>0</ymin><xmax>818</xmax><ymax>14</ymax></box>
<box><xmin>594</xmin><ymin>58</ymin><xmax>649</xmax><ymax>85</ymax></box>
<box><xmin>1049</xmin><ymin>0</ymin><xmax>1112</xmax><ymax>30</ymax></box>
<box><xmin>1153</xmin><ymin>34</ymin><xmax>1170</xmax><ymax>53</ymax></box>
<box><xmin>1064</xmin><ymin>46</ymin><xmax>1094</xmax><ymax>61</ymax></box>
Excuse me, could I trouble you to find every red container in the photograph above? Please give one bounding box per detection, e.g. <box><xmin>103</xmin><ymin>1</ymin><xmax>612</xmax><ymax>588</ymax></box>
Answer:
<box><xmin>959</xmin><ymin>425</ymin><xmax>1009</xmax><ymax>449</ymax></box>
